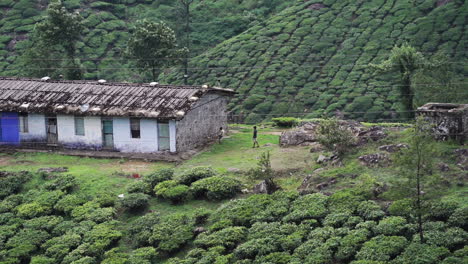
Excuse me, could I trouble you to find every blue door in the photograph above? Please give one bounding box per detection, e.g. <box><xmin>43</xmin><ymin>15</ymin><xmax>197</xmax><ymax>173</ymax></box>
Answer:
<box><xmin>0</xmin><ymin>112</ymin><xmax>20</xmax><ymax>145</ymax></box>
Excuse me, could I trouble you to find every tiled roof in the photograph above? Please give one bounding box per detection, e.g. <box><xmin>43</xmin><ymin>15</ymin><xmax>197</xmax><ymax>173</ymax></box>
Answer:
<box><xmin>0</xmin><ymin>77</ymin><xmax>234</xmax><ymax>119</ymax></box>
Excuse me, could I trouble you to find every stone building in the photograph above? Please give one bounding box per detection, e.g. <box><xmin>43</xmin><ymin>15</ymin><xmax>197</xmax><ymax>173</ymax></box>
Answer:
<box><xmin>417</xmin><ymin>103</ymin><xmax>468</xmax><ymax>143</ymax></box>
<box><xmin>0</xmin><ymin>77</ymin><xmax>234</xmax><ymax>153</ymax></box>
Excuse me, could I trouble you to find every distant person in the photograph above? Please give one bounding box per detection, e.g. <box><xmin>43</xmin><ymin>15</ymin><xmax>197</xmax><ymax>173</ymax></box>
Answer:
<box><xmin>253</xmin><ymin>126</ymin><xmax>260</xmax><ymax>148</ymax></box>
<box><xmin>218</xmin><ymin>127</ymin><xmax>225</xmax><ymax>144</ymax></box>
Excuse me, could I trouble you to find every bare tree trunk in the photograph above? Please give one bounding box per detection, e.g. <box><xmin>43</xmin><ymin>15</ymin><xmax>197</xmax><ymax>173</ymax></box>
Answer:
<box><xmin>416</xmin><ymin>144</ymin><xmax>424</xmax><ymax>243</ymax></box>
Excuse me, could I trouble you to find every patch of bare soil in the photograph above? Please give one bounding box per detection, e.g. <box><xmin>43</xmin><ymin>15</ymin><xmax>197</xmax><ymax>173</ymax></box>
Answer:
<box><xmin>0</xmin><ymin>156</ymin><xmax>13</xmax><ymax>166</ymax></box>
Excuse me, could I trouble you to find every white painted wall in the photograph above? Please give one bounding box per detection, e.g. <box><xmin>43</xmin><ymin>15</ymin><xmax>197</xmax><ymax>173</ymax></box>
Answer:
<box><xmin>113</xmin><ymin>117</ymin><xmax>160</xmax><ymax>153</ymax></box>
<box><xmin>169</xmin><ymin>120</ymin><xmax>177</xmax><ymax>152</ymax></box>
<box><xmin>20</xmin><ymin>113</ymin><xmax>47</xmax><ymax>142</ymax></box>
<box><xmin>56</xmin><ymin>115</ymin><xmax>102</xmax><ymax>149</ymax></box>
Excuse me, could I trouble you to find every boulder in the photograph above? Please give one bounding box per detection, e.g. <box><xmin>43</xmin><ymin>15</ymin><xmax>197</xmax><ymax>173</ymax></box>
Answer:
<box><xmin>454</xmin><ymin>148</ymin><xmax>468</xmax><ymax>171</ymax></box>
<box><xmin>309</xmin><ymin>142</ymin><xmax>325</xmax><ymax>153</ymax></box>
<box><xmin>378</xmin><ymin>144</ymin><xmax>409</xmax><ymax>153</ymax></box>
<box><xmin>358</xmin><ymin>153</ymin><xmax>390</xmax><ymax>167</ymax></box>
<box><xmin>438</xmin><ymin>163</ymin><xmax>450</xmax><ymax>172</ymax></box>
<box><xmin>317</xmin><ymin>154</ymin><xmax>341</xmax><ymax>166</ymax></box>
<box><xmin>297</xmin><ymin>168</ymin><xmax>324</xmax><ymax>194</ymax></box>
<box><xmin>358</xmin><ymin>126</ymin><xmax>387</xmax><ymax>145</ymax></box>
<box><xmin>194</xmin><ymin>227</ymin><xmax>206</xmax><ymax>235</ymax></box>
<box><xmin>253</xmin><ymin>178</ymin><xmax>280</xmax><ymax>194</ymax></box>
<box><xmin>38</xmin><ymin>167</ymin><xmax>68</xmax><ymax>173</ymax></box>
<box><xmin>279</xmin><ymin>122</ymin><xmax>319</xmax><ymax>146</ymax></box>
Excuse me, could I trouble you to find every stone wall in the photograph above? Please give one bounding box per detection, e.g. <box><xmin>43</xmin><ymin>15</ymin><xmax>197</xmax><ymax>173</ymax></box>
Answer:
<box><xmin>176</xmin><ymin>92</ymin><xmax>229</xmax><ymax>152</ymax></box>
<box><xmin>417</xmin><ymin>103</ymin><xmax>468</xmax><ymax>143</ymax></box>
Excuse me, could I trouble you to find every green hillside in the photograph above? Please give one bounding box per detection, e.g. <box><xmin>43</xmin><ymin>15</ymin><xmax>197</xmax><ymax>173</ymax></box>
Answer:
<box><xmin>0</xmin><ymin>124</ymin><xmax>466</xmax><ymax>263</ymax></box>
<box><xmin>0</xmin><ymin>0</ymin><xmax>296</xmax><ymax>80</ymax></box>
<box><xmin>163</xmin><ymin>0</ymin><xmax>468</xmax><ymax>122</ymax></box>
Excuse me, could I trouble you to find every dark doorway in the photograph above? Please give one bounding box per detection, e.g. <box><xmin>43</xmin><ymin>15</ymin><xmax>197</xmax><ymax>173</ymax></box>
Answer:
<box><xmin>46</xmin><ymin>116</ymin><xmax>58</xmax><ymax>145</ymax></box>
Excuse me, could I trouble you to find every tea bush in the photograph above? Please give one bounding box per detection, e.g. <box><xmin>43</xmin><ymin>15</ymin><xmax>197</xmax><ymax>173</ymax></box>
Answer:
<box><xmin>177</xmin><ymin>166</ymin><xmax>217</xmax><ymax>185</ymax></box>
<box><xmin>191</xmin><ymin>176</ymin><xmax>242</xmax><ymax>200</ymax></box>
<box><xmin>154</xmin><ymin>180</ymin><xmax>191</xmax><ymax>204</ymax></box>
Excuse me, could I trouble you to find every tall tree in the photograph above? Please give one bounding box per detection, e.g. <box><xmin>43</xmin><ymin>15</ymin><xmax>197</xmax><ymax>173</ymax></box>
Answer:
<box><xmin>371</xmin><ymin>44</ymin><xmax>429</xmax><ymax>119</ymax></box>
<box><xmin>29</xmin><ymin>0</ymin><xmax>84</xmax><ymax>79</ymax></box>
<box><xmin>126</xmin><ymin>20</ymin><xmax>187</xmax><ymax>82</ymax></box>
<box><xmin>178</xmin><ymin>0</ymin><xmax>195</xmax><ymax>84</ymax></box>
<box><xmin>395</xmin><ymin>116</ymin><xmax>439</xmax><ymax>243</ymax></box>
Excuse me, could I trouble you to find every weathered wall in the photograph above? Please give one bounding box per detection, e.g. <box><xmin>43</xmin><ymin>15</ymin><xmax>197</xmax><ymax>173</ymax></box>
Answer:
<box><xmin>20</xmin><ymin>113</ymin><xmax>47</xmax><ymax>142</ymax></box>
<box><xmin>57</xmin><ymin>115</ymin><xmax>102</xmax><ymax>149</ymax></box>
<box><xmin>113</xmin><ymin>117</ymin><xmax>160</xmax><ymax>153</ymax></box>
<box><xmin>176</xmin><ymin>92</ymin><xmax>228</xmax><ymax>152</ymax></box>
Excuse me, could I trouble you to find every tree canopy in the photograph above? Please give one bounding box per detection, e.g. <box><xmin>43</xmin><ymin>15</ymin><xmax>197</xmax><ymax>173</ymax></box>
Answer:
<box><xmin>126</xmin><ymin>20</ymin><xmax>187</xmax><ymax>81</ymax></box>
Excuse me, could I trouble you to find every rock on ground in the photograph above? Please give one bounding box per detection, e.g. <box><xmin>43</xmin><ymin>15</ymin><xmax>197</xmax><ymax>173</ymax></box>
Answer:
<box><xmin>297</xmin><ymin>168</ymin><xmax>325</xmax><ymax>194</ymax></box>
<box><xmin>38</xmin><ymin>167</ymin><xmax>69</xmax><ymax>173</ymax></box>
<box><xmin>358</xmin><ymin>153</ymin><xmax>391</xmax><ymax>167</ymax></box>
<box><xmin>253</xmin><ymin>179</ymin><xmax>281</xmax><ymax>194</ymax></box>
<box><xmin>378</xmin><ymin>144</ymin><xmax>409</xmax><ymax>153</ymax></box>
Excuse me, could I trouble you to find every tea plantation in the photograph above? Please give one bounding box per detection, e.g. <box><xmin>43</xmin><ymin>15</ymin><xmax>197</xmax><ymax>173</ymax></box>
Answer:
<box><xmin>163</xmin><ymin>0</ymin><xmax>468</xmax><ymax>122</ymax></box>
<box><xmin>0</xmin><ymin>0</ymin><xmax>296</xmax><ymax>80</ymax></box>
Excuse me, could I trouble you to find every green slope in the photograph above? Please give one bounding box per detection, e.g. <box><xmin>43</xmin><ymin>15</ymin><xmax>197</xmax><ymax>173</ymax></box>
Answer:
<box><xmin>163</xmin><ymin>0</ymin><xmax>467</xmax><ymax>122</ymax></box>
<box><xmin>0</xmin><ymin>0</ymin><xmax>296</xmax><ymax>81</ymax></box>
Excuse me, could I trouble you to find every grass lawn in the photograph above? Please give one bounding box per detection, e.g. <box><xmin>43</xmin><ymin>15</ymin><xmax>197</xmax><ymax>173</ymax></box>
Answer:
<box><xmin>0</xmin><ymin>152</ymin><xmax>172</xmax><ymax>195</ymax></box>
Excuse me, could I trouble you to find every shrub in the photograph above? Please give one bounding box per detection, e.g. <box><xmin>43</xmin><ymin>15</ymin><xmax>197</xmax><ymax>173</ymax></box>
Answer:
<box><xmin>149</xmin><ymin>213</ymin><xmax>195</xmax><ymax>253</ymax></box>
<box><xmin>44</xmin><ymin>175</ymin><xmax>77</xmax><ymax>192</ymax></box>
<box><xmin>191</xmin><ymin>176</ymin><xmax>242</xmax><ymax>200</ymax></box>
<box><xmin>128</xmin><ymin>247</ymin><xmax>158</xmax><ymax>264</ymax></box>
<box><xmin>420</xmin><ymin>227</ymin><xmax>468</xmax><ymax>250</ymax></box>
<box><xmin>388</xmin><ymin>199</ymin><xmax>413</xmax><ymax>218</ymax></box>
<box><xmin>374</xmin><ymin>217</ymin><xmax>407</xmax><ymax>236</ymax></box>
<box><xmin>283</xmin><ymin>193</ymin><xmax>329</xmax><ymax>222</ymax></box>
<box><xmin>427</xmin><ymin>200</ymin><xmax>460</xmax><ymax>221</ymax></box>
<box><xmin>143</xmin><ymin>168</ymin><xmax>174</xmax><ymax>188</ymax></box>
<box><xmin>193</xmin><ymin>208</ymin><xmax>212</xmax><ymax>225</ymax></box>
<box><xmin>54</xmin><ymin>194</ymin><xmax>87</xmax><ymax>215</ymax></box>
<box><xmin>271</xmin><ymin>117</ymin><xmax>299</xmax><ymax>127</ymax></box>
<box><xmin>336</xmin><ymin>229</ymin><xmax>370</xmax><ymax>261</ymax></box>
<box><xmin>119</xmin><ymin>193</ymin><xmax>149</xmax><ymax>211</ymax></box>
<box><xmin>16</xmin><ymin>202</ymin><xmax>50</xmax><ymax>218</ymax></box>
<box><xmin>356</xmin><ymin>235</ymin><xmax>408</xmax><ymax>261</ymax></box>
<box><xmin>128</xmin><ymin>213</ymin><xmax>161</xmax><ymax>247</ymax></box>
<box><xmin>92</xmin><ymin>192</ymin><xmax>116</xmax><ymax>207</ymax></box>
<box><xmin>30</xmin><ymin>256</ymin><xmax>57</xmax><ymax>264</ymax></box>
<box><xmin>71</xmin><ymin>202</ymin><xmax>115</xmax><ymax>223</ymax></box>
<box><xmin>126</xmin><ymin>181</ymin><xmax>152</xmax><ymax>194</ymax></box>
<box><xmin>234</xmin><ymin>236</ymin><xmax>280</xmax><ymax>259</ymax></box>
<box><xmin>23</xmin><ymin>216</ymin><xmax>63</xmax><ymax>232</ymax></box>
<box><xmin>0</xmin><ymin>172</ymin><xmax>32</xmax><ymax>199</ymax></box>
<box><xmin>448</xmin><ymin>207</ymin><xmax>468</xmax><ymax>229</ymax></box>
<box><xmin>357</xmin><ymin>201</ymin><xmax>385</xmax><ymax>220</ymax></box>
<box><xmin>177</xmin><ymin>166</ymin><xmax>217</xmax><ymax>185</ymax></box>
<box><xmin>316</xmin><ymin>118</ymin><xmax>356</xmax><ymax>156</ymax></box>
<box><xmin>154</xmin><ymin>180</ymin><xmax>190</xmax><ymax>204</ymax></box>
<box><xmin>194</xmin><ymin>226</ymin><xmax>247</xmax><ymax>249</ymax></box>
<box><xmin>393</xmin><ymin>242</ymin><xmax>450</xmax><ymax>264</ymax></box>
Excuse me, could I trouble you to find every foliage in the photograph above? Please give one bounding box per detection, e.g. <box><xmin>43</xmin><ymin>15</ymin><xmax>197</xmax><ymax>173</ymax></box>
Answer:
<box><xmin>143</xmin><ymin>168</ymin><xmax>174</xmax><ymax>189</ymax></box>
<box><xmin>26</xmin><ymin>0</ymin><xmax>84</xmax><ymax>79</ymax></box>
<box><xmin>126</xmin><ymin>181</ymin><xmax>152</xmax><ymax>195</ymax></box>
<box><xmin>370</xmin><ymin>43</ymin><xmax>429</xmax><ymax>117</ymax></box>
<box><xmin>154</xmin><ymin>180</ymin><xmax>191</xmax><ymax>204</ymax></box>
<box><xmin>43</xmin><ymin>175</ymin><xmax>77</xmax><ymax>192</ymax></box>
<box><xmin>356</xmin><ymin>235</ymin><xmax>408</xmax><ymax>261</ymax></box>
<box><xmin>248</xmin><ymin>151</ymin><xmax>273</xmax><ymax>181</ymax></box>
<box><xmin>316</xmin><ymin>118</ymin><xmax>356</xmax><ymax>156</ymax></box>
<box><xmin>191</xmin><ymin>176</ymin><xmax>242</xmax><ymax>200</ymax></box>
<box><xmin>126</xmin><ymin>19</ymin><xmax>187</xmax><ymax>81</ymax></box>
<box><xmin>194</xmin><ymin>226</ymin><xmax>247</xmax><ymax>249</ymax></box>
<box><xmin>118</xmin><ymin>193</ymin><xmax>149</xmax><ymax>211</ymax></box>
<box><xmin>271</xmin><ymin>117</ymin><xmax>299</xmax><ymax>128</ymax></box>
<box><xmin>149</xmin><ymin>213</ymin><xmax>195</xmax><ymax>254</ymax></box>
<box><xmin>0</xmin><ymin>172</ymin><xmax>32</xmax><ymax>199</ymax></box>
<box><xmin>177</xmin><ymin>166</ymin><xmax>217</xmax><ymax>185</ymax></box>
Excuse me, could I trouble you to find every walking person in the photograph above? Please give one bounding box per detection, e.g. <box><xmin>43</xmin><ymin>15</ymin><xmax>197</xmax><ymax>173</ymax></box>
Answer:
<box><xmin>252</xmin><ymin>126</ymin><xmax>260</xmax><ymax>148</ymax></box>
<box><xmin>218</xmin><ymin>127</ymin><xmax>225</xmax><ymax>144</ymax></box>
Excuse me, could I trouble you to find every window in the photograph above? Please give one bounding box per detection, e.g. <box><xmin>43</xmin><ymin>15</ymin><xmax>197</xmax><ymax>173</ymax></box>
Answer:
<box><xmin>158</xmin><ymin>121</ymin><xmax>170</xmax><ymax>151</ymax></box>
<box><xmin>74</xmin><ymin>116</ymin><xmax>85</xmax><ymax>136</ymax></box>
<box><xmin>130</xmin><ymin>118</ymin><xmax>141</xmax><ymax>138</ymax></box>
<box><xmin>19</xmin><ymin>113</ymin><xmax>28</xmax><ymax>133</ymax></box>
